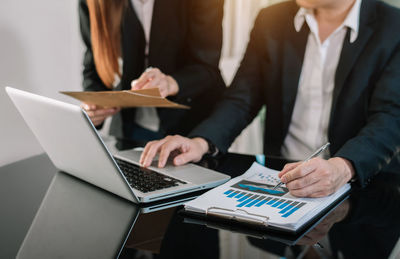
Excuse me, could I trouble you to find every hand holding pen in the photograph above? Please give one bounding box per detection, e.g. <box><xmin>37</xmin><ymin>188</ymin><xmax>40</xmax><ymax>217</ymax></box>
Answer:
<box><xmin>275</xmin><ymin>142</ymin><xmax>356</xmax><ymax>198</ymax></box>
<box><xmin>273</xmin><ymin>143</ymin><xmax>330</xmax><ymax>190</ymax></box>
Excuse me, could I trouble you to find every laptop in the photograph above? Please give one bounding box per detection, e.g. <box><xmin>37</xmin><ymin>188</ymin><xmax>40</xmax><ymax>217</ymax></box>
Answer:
<box><xmin>5</xmin><ymin>87</ymin><xmax>230</xmax><ymax>203</ymax></box>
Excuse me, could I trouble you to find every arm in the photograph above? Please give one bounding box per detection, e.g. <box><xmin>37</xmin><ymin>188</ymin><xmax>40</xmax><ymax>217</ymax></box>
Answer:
<box><xmin>132</xmin><ymin>0</ymin><xmax>224</xmax><ymax>99</ymax></box>
<box><xmin>279</xmin><ymin>43</ymin><xmax>400</xmax><ymax>197</ymax></box>
<box><xmin>334</xmin><ymin>43</ymin><xmax>400</xmax><ymax>187</ymax></box>
<box><xmin>170</xmin><ymin>0</ymin><xmax>225</xmax><ymax>102</ymax></box>
<box><xmin>139</xmin><ymin>12</ymin><xmax>268</xmax><ymax>167</ymax></box>
<box><xmin>188</xmin><ymin>11</ymin><xmax>266</xmax><ymax>153</ymax></box>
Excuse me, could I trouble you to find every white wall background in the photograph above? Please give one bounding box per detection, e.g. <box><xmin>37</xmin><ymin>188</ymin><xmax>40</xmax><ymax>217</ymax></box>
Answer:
<box><xmin>0</xmin><ymin>0</ymin><xmax>83</xmax><ymax>166</ymax></box>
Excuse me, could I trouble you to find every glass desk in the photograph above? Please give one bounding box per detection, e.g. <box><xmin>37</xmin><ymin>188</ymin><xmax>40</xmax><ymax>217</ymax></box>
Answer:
<box><xmin>1</xmin><ymin>142</ymin><xmax>399</xmax><ymax>259</ymax></box>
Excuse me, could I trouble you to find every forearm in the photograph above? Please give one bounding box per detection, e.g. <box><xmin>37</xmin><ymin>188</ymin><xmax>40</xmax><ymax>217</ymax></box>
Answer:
<box><xmin>171</xmin><ymin>64</ymin><xmax>224</xmax><ymax>103</ymax></box>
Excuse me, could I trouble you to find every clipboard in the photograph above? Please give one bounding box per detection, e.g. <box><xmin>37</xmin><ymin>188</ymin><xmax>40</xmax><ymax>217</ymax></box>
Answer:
<box><xmin>60</xmin><ymin>88</ymin><xmax>190</xmax><ymax>109</ymax></box>
<box><xmin>206</xmin><ymin>207</ymin><xmax>270</xmax><ymax>227</ymax></box>
<box><xmin>181</xmin><ymin>191</ymin><xmax>350</xmax><ymax>235</ymax></box>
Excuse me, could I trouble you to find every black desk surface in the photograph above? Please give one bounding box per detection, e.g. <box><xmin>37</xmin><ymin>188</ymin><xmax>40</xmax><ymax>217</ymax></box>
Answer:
<box><xmin>1</xmin><ymin>148</ymin><xmax>399</xmax><ymax>259</ymax></box>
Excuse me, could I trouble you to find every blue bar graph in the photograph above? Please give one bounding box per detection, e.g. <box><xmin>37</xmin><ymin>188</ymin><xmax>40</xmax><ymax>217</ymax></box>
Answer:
<box><xmin>278</xmin><ymin>202</ymin><xmax>291</xmax><ymax>209</ymax></box>
<box><xmin>255</xmin><ymin>198</ymin><xmax>270</xmax><ymax>207</ymax></box>
<box><xmin>223</xmin><ymin>189</ymin><xmax>307</xmax><ymax>218</ymax></box>
<box><xmin>238</xmin><ymin>194</ymin><xmax>251</xmax><ymax>202</ymax></box>
<box><xmin>279</xmin><ymin>205</ymin><xmax>294</xmax><ymax>214</ymax></box>
<box><xmin>271</xmin><ymin>200</ymin><xmax>283</xmax><ymax>207</ymax></box>
<box><xmin>224</xmin><ymin>190</ymin><xmax>233</xmax><ymax>195</ymax></box>
<box><xmin>237</xmin><ymin>196</ymin><xmax>256</xmax><ymax>207</ymax></box>
<box><xmin>235</xmin><ymin>192</ymin><xmax>244</xmax><ymax>198</ymax></box>
<box><xmin>245</xmin><ymin>197</ymin><xmax>262</xmax><ymax>207</ymax></box>
<box><xmin>282</xmin><ymin>207</ymin><xmax>299</xmax><ymax>218</ymax></box>
<box><xmin>228</xmin><ymin>191</ymin><xmax>238</xmax><ymax>198</ymax></box>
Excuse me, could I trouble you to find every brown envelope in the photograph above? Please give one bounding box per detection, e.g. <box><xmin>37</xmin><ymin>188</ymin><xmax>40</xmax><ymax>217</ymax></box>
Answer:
<box><xmin>60</xmin><ymin>88</ymin><xmax>190</xmax><ymax>109</ymax></box>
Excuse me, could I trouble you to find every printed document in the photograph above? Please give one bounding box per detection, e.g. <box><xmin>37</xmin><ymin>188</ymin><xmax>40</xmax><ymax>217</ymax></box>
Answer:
<box><xmin>185</xmin><ymin>162</ymin><xmax>350</xmax><ymax>232</ymax></box>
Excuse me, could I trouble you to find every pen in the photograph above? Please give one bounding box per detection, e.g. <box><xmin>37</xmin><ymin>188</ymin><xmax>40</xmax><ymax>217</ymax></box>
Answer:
<box><xmin>314</xmin><ymin>242</ymin><xmax>324</xmax><ymax>249</ymax></box>
<box><xmin>272</xmin><ymin>142</ymin><xmax>331</xmax><ymax>190</ymax></box>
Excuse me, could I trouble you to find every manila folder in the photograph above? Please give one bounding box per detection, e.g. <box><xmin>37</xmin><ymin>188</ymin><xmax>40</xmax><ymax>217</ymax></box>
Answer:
<box><xmin>60</xmin><ymin>88</ymin><xmax>189</xmax><ymax>109</ymax></box>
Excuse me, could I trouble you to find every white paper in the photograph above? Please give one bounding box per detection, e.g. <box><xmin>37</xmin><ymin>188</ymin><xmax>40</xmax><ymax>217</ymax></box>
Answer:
<box><xmin>185</xmin><ymin>162</ymin><xmax>350</xmax><ymax>231</ymax></box>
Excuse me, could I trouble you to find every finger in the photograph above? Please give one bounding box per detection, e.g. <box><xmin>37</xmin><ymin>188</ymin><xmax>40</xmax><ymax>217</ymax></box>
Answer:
<box><xmin>130</xmin><ymin>79</ymin><xmax>138</xmax><ymax>89</ymax></box>
<box><xmin>134</xmin><ymin>69</ymin><xmax>160</xmax><ymax>89</ymax></box>
<box><xmin>91</xmin><ymin>115</ymin><xmax>108</xmax><ymax>124</ymax></box>
<box><xmin>158</xmin><ymin>138</ymin><xmax>187</xmax><ymax>168</ymax></box>
<box><xmin>133</xmin><ymin>75</ymin><xmax>151</xmax><ymax>90</ymax></box>
<box><xmin>91</xmin><ymin>118</ymin><xmax>106</xmax><ymax>126</ymax></box>
<box><xmin>279</xmin><ymin>162</ymin><xmax>302</xmax><ymax>178</ymax></box>
<box><xmin>285</xmin><ymin>171</ymin><xmax>320</xmax><ymax>190</ymax></box>
<box><xmin>81</xmin><ymin>103</ymin><xmax>97</xmax><ymax>111</ymax></box>
<box><xmin>158</xmin><ymin>80</ymin><xmax>170</xmax><ymax>98</ymax></box>
<box><xmin>86</xmin><ymin>108</ymin><xmax>117</xmax><ymax>118</ymax></box>
<box><xmin>142</xmin><ymin>138</ymin><xmax>169</xmax><ymax>167</ymax></box>
<box><xmin>140</xmin><ymin>77</ymin><xmax>162</xmax><ymax>90</ymax></box>
<box><xmin>173</xmin><ymin>149</ymin><xmax>201</xmax><ymax>166</ymax></box>
<box><xmin>140</xmin><ymin>137</ymin><xmax>169</xmax><ymax>165</ymax></box>
<box><xmin>281</xmin><ymin>161</ymin><xmax>317</xmax><ymax>183</ymax></box>
<box><xmin>140</xmin><ymin>141</ymin><xmax>155</xmax><ymax>165</ymax></box>
<box><xmin>289</xmin><ymin>181</ymin><xmax>325</xmax><ymax>197</ymax></box>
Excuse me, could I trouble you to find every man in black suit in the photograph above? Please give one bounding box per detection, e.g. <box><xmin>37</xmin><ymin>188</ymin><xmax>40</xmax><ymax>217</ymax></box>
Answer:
<box><xmin>140</xmin><ymin>0</ymin><xmax>400</xmax><ymax>197</ymax></box>
<box><xmin>79</xmin><ymin>0</ymin><xmax>225</xmax><ymax>144</ymax></box>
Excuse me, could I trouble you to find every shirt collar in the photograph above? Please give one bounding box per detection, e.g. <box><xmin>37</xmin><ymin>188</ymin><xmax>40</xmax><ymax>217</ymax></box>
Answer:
<box><xmin>294</xmin><ymin>0</ymin><xmax>362</xmax><ymax>43</ymax></box>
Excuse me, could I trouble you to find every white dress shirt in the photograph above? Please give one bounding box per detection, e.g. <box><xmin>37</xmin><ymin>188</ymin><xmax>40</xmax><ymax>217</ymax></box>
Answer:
<box><xmin>131</xmin><ymin>0</ymin><xmax>160</xmax><ymax>132</ymax></box>
<box><xmin>281</xmin><ymin>0</ymin><xmax>361</xmax><ymax>161</ymax></box>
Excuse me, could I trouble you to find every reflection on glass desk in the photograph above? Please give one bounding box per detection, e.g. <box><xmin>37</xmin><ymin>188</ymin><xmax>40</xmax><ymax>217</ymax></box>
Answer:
<box><xmin>0</xmin><ymin>142</ymin><xmax>399</xmax><ymax>259</ymax></box>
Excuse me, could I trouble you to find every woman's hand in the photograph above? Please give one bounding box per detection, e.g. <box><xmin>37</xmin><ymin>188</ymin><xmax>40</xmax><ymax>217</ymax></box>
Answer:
<box><xmin>131</xmin><ymin>67</ymin><xmax>179</xmax><ymax>98</ymax></box>
<box><xmin>81</xmin><ymin>103</ymin><xmax>120</xmax><ymax>127</ymax></box>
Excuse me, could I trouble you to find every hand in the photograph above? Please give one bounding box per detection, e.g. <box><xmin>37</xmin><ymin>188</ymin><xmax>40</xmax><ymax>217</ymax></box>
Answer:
<box><xmin>140</xmin><ymin>135</ymin><xmax>209</xmax><ymax>168</ymax></box>
<box><xmin>297</xmin><ymin>199</ymin><xmax>350</xmax><ymax>246</ymax></box>
<box><xmin>81</xmin><ymin>103</ymin><xmax>120</xmax><ymax>127</ymax></box>
<box><xmin>278</xmin><ymin>157</ymin><xmax>355</xmax><ymax>197</ymax></box>
<box><xmin>131</xmin><ymin>67</ymin><xmax>179</xmax><ymax>98</ymax></box>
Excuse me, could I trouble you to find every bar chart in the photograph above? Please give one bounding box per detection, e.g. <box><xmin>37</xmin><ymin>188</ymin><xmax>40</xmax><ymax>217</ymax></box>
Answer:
<box><xmin>232</xmin><ymin>180</ymin><xmax>288</xmax><ymax>196</ymax></box>
<box><xmin>223</xmin><ymin>189</ymin><xmax>306</xmax><ymax>218</ymax></box>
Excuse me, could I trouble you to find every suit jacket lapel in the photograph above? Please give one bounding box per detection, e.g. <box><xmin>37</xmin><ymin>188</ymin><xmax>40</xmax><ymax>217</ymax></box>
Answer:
<box><xmin>281</xmin><ymin>22</ymin><xmax>309</xmax><ymax>133</ymax></box>
<box><xmin>330</xmin><ymin>0</ymin><xmax>377</xmax><ymax>120</ymax></box>
<box><xmin>149</xmin><ymin>0</ymin><xmax>175</xmax><ymax>63</ymax></box>
<box><xmin>121</xmin><ymin>1</ymin><xmax>146</xmax><ymax>90</ymax></box>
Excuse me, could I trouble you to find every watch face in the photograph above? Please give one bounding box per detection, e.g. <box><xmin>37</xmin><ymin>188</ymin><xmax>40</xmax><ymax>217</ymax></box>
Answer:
<box><xmin>207</xmin><ymin>141</ymin><xmax>218</xmax><ymax>157</ymax></box>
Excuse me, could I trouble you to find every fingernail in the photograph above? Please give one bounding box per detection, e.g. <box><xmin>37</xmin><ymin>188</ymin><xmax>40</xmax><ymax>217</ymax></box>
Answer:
<box><xmin>175</xmin><ymin>158</ymin><xmax>181</xmax><ymax>165</ymax></box>
<box><xmin>281</xmin><ymin>177</ymin><xmax>286</xmax><ymax>183</ymax></box>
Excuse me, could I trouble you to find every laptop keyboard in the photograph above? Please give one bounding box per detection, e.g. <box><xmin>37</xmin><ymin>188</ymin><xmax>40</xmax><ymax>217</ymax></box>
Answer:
<box><xmin>114</xmin><ymin>158</ymin><xmax>187</xmax><ymax>193</ymax></box>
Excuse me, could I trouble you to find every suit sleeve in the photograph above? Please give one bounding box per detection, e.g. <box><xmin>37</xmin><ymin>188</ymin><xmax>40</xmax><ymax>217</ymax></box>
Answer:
<box><xmin>335</xmin><ymin>43</ymin><xmax>400</xmax><ymax>187</ymax></box>
<box><xmin>170</xmin><ymin>0</ymin><xmax>225</xmax><ymax>103</ymax></box>
<box><xmin>188</xmin><ymin>13</ymin><xmax>266</xmax><ymax>153</ymax></box>
<box><xmin>79</xmin><ymin>0</ymin><xmax>109</xmax><ymax>92</ymax></box>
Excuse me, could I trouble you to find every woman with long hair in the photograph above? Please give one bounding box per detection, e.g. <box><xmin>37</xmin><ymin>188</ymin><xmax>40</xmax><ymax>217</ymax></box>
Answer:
<box><xmin>79</xmin><ymin>0</ymin><xmax>224</xmax><ymax>144</ymax></box>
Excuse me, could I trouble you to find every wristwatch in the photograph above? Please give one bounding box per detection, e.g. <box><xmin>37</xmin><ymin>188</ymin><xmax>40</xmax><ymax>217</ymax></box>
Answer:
<box><xmin>204</xmin><ymin>138</ymin><xmax>219</xmax><ymax>157</ymax></box>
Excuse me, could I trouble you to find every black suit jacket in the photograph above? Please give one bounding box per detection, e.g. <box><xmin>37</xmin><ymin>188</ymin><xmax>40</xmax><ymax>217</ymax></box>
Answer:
<box><xmin>190</xmin><ymin>0</ymin><xmax>400</xmax><ymax>187</ymax></box>
<box><xmin>79</xmin><ymin>0</ymin><xmax>225</xmax><ymax>138</ymax></box>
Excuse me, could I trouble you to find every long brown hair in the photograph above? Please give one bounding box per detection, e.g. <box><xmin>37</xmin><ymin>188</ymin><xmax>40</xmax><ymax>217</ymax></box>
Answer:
<box><xmin>87</xmin><ymin>0</ymin><xmax>126</xmax><ymax>88</ymax></box>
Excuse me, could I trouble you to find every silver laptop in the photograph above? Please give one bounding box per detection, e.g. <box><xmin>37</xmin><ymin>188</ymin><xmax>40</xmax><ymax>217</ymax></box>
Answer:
<box><xmin>5</xmin><ymin>87</ymin><xmax>230</xmax><ymax>203</ymax></box>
